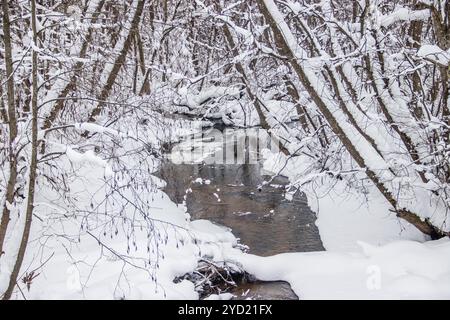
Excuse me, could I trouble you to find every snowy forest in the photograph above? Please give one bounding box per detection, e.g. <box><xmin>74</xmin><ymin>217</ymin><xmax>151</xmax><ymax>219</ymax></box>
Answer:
<box><xmin>0</xmin><ymin>0</ymin><xmax>449</xmax><ymax>300</ymax></box>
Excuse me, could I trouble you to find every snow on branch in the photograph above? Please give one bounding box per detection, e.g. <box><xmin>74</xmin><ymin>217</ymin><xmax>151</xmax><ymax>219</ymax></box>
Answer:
<box><xmin>417</xmin><ymin>45</ymin><xmax>450</xmax><ymax>67</ymax></box>
<box><xmin>379</xmin><ymin>8</ymin><xmax>430</xmax><ymax>27</ymax></box>
<box><xmin>74</xmin><ymin>122</ymin><xmax>124</xmax><ymax>137</ymax></box>
<box><xmin>65</xmin><ymin>146</ymin><xmax>114</xmax><ymax>178</ymax></box>
<box><xmin>177</xmin><ymin>86</ymin><xmax>241</xmax><ymax>109</ymax></box>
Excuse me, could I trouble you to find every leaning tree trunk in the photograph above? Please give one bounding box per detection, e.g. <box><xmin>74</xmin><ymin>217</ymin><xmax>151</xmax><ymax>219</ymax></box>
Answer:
<box><xmin>256</xmin><ymin>0</ymin><xmax>446</xmax><ymax>238</ymax></box>
<box><xmin>87</xmin><ymin>0</ymin><xmax>146</xmax><ymax>123</ymax></box>
<box><xmin>42</xmin><ymin>0</ymin><xmax>106</xmax><ymax>130</ymax></box>
<box><xmin>221</xmin><ymin>22</ymin><xmax>290</xmax><ymax>156</ymax></box>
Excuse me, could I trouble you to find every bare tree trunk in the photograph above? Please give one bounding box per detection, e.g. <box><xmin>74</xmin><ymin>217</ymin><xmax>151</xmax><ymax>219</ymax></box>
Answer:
<box><xmin>42</xmin><ymin>0</ymin><xmax>106</xmax><ymax>130</ymax></box>
<box><xmin>222</xmin><ymin>22</ymin><xmax>290</xmax><ymax>156</ymax></box>
<box><xmin>364</xmin><ymin>32</ymin><xmax>428</xmax><ymax>183</ymax></box>
<box><xmin>87</xmin><ymin>0</ymin><xmax>146</xmax><ymax>122</ymax></box>
<box><xmin>408</xmin><ymin>0</ymin><xmax>425</xmax><ymax>121</ymax></box>
<box><xmin>283</xmin><ymin>76</ymin><xmax>310</xmax><ymax>133</ymax></box>
<box><xmin>0</xmin><ymin>0</ymin><xmax>19</xmax><ymax>257</ymax></box>
<box><xmin>2</xmin><ymin>0</ymin><xmax>39</xmax><ymax>299</ymax></box>
<box><xmin>132</xmin><ymin>34</ymin><xmax>139</xmax><ymax>94</ymax></box>
<box><xmin>430</xmin><ymin>1</ymin><xmax>450</xmax><ymax>144</ymax></box>
<box><xmin>135</xmin><ymin>30</ymin><xmax>150</xmax><ymax>95</ymax></box>
<box><xmin>0</xmin><ymin>74</ymin><xmax>7</xmax><ymax>125</ymax></box>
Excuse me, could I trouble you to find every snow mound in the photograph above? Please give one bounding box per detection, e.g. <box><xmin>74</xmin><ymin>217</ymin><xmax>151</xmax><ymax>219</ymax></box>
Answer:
<box><xmin>224</xmin><ymin>238</ymin><xmax>450</xmax><ymax>299</ymax></box>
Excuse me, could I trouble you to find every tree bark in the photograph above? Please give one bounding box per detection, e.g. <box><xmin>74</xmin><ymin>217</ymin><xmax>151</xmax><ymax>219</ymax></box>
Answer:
<box><xmin>0</xmin><ymin>0</ymin><xmax>19</xmax><ymax>257</ymax></box>
<box><xmin>2</xmin><ymin>0</ymin><xmax>39</xmax><ymax>299</ymax></box>
<box><xmin>87</xmin><ymin>0</ymin><xmax>146</xmax><ymax>123</ymax></box>
<box><xmin>222</xmin><ymin>22</ymin><xmax>290</xmax><ymax>156</ymax></box>
<box><xmin>42</xmin><ymin>0</ymin><xmax>106</xmax><ymax>130</ymax></box>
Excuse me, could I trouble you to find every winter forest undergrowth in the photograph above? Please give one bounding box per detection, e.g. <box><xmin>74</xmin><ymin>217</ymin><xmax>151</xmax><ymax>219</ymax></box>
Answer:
<box><xmin>0</xmin><ymin>0</ymin><xmax>450</xmax><ymax>300</ymax></box>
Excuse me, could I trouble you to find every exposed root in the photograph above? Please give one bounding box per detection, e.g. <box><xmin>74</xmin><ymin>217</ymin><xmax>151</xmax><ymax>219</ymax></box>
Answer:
<box><xmin>175</xmin><ymin>258</ymin><xmax>253</xmax><ymax>299</ymax></box>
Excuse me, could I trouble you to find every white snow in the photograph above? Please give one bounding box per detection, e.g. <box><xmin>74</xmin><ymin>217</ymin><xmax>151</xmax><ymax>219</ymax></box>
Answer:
<box><xmin>224</xmin><ymin>238</ymin><xmax>450</xmax><ymax>299</ymax></box>
<box><xmin>74</xmin><ymin>122</ymin><xmax>123</xmax><ymax>137</ymax></box>
<box><xmin>194</xmin><ymin>178</ymin><xmax>204</xmax><ymax>184</ymax></box>
<box><xmin>261</xmin><ymin>150</ymin><xmax>427</xmax><ymax>251</ymax></box>
<box><xmin>204</xmin><ymin>292</ymin><xmax>234</xmax><ymax>300</ymax></box>
<box><xmin>3</xmin><ymin>0</ymin><xmax>449</xmax><ymax>301</ymax></box>
<box><xmin>239</xmin><ymin>146</ymin><xmax>450</xmax><ymax>299</ymax></box>
<box><xmin>65</xmin><ymin>147</ymin><xmax>114</xmax><ymax>178</ymax></box>
<box><xmin>17</xmin><ymin>164</ymin><xmax>238</xmax><ymax>299</ymax></box>
<box><xmin>379</xmin><ymin>8</ymin><xmax>430</xmax><ymax>27</ymax></box>
<box><xmin>178</xmin><ymin>86</ymin><xmax>241</xmax><ymax>110</ymax></box>
<box><xmin>417</xmin><ymin>44</ymin><xmax>450</xmax><ymax>66</ymax></box>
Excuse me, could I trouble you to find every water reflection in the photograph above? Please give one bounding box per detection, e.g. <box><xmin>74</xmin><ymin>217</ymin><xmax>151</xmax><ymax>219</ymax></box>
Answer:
<box><xmin>156</xmin><ymin>128</ymin><xmax>324</xmax><ymax>299</ymax></box>
<box><xmin>159</xmin><ymin>162</ymin><xmax>323</xmax><ymax>256</ymax></box>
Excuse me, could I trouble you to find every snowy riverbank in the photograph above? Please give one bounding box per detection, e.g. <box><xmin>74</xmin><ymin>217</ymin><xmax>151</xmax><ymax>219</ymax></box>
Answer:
<box><xmin>223</xmin><ymin>238</ymin><xmax>450</xmax><ymax>299</ymax></box>
<box><xmin>219</xmin><ymin>150</ymin><xmax>450</xmax><ymax>299</ymax></box>
<box><xmin>3</xmin><ymin>118</ymin><xmax>449</xmax><ymax>300</ymax></box>
<box><xmin>0</xmin><ymin>116</ymin><xmax>238</xmax><ymax>300</ymax></box>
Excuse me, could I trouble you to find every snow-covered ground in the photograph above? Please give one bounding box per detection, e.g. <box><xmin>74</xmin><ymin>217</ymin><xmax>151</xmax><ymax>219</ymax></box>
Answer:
<box><xmin>3</xmin><ymin>117</ymin><xmax>449</xmax><ymax>300</ymax></box>
<box><xmin>4</xmin><ymin>165</ymin><xmax>238</xmax><ymax>300</ymax></box>
<box><xmin>0</xmin><ymin>115</ymin><xmax>237</xmax><ymax>300</ymax></box>
<box><xmin>224</xmin><ymin>238</ymin><xmax>450</xmax><ymax>299</ymax></box>
<box><xmin>164</xmin><ymin>124</ymin><xmax>450</xmax><ymax>300</ymax></box>
<box><xmin>2</xmin><ymin>0</ymin><xmax>449</xmax><ymax>302</ymax></box>
<box><xmin>225</xmin><ymin>150</ymin><xmax>450</xmax><ymax>299</ymax></box>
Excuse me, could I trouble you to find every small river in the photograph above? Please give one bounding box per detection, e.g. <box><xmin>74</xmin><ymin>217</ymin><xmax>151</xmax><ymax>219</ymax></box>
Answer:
<box><xmin>157</xmin><ymin>127</ymin><xmax>324</xmax><ymax>299</ymax></box>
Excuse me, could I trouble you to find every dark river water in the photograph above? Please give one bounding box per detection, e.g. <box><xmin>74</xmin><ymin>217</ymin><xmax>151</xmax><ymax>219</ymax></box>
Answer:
<box><xmin>157</xmin><ymin>128</ymin><xmax>324</xmax><ymax>299</ymax></box>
